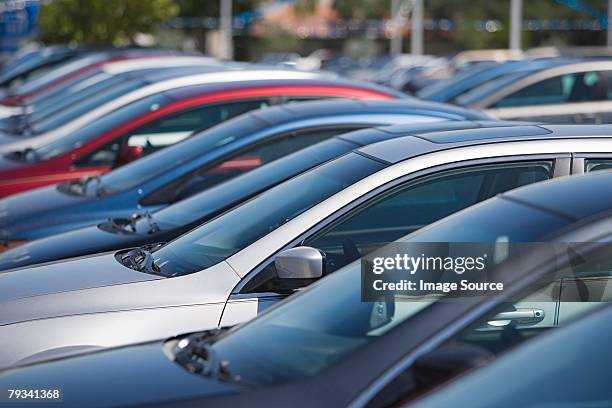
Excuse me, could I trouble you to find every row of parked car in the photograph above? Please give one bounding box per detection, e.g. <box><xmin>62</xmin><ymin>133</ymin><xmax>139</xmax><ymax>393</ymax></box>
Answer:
<box><xmin>0</xmin><ymin>46</ymin><xmax>611</xmax><ymax>407</ymax></box>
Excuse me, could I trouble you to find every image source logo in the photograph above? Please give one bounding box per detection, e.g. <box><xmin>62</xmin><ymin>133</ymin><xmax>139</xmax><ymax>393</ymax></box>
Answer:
<box><xmin>360</xmin><ymin>242</ymin><xmax>564</xmax><ymax>302</ymax></box>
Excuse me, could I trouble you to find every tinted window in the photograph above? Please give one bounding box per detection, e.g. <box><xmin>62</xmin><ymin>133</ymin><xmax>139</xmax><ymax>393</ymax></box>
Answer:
<box><xmin>305</xmin><ymin>162</ymin><xmax>552</xmax><ymax>273</ymax></box>
<box><xmin>124</xmin><ymin>99</ymin><xmax>269</xmax><ymax>155</ymax></box>
<box><xmin>73</xmin><ymin>99</ymin><xmax>270</xmax><ymax>170</ymax></box>
<box><xmin>152</xmin><ymin>154</ymin><xmax>386</xmax><ymax>276</ymax></box>
<box><xmin>368</xmin><ymin>244</ymin><xmax>612</xmax><ymax>408</ymax></box>
<box><xmin>92</xmin><ymin>114</ymin><xmax>269</xmax><ymax>196</ymax></box>
<box><xmin>494</xmin><ymin>71</ymin><xmax>611</xmax><ymax>108</ymax></box>
<box><xmin>405</xmin><ymin>198</ymin><xmax>569</xmax><ymax>243</ymax></box>
<box><xmin>29</xmin><ymin>73</ymin><xmax>123</xmax><ymax>124</ymax></box>
<box><xmin>141</xmin><ymin>126</ymin><xmax>361</xmax><ymax>205</ymax></box>
<box><xmin>28</xmin><ymin>69</ymin><xmax>101</xmax><ymax>108</ymax></box>
<box><xmin>34</xmin><ymin>92</ymin><xmax>174</xmax><ymax>161</ymax></box>
<box><xmin>153</xmin><ymin>138</ymin><xmax>356</xmax><ymax>228</ymax></box>
<box><xmin>585</xmin><ymin>159</ymin><xmax>612</xmax><ymax>172</ymax></box>
<box><xmin>29</xmin><ymin>79</ymin><xmax>145</xmax><ymax>134</ymax></box>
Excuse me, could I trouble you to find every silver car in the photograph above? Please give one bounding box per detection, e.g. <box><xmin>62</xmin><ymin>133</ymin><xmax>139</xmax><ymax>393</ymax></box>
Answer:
<box><xmin>2</xmin><ymin>124</ymin><xmax>612</xmax><ymax>368</ymax></box>
<box><xmin>458</xmin><ymin>60</ymin><xmax>612</xmax><ymax>124</ymax></box>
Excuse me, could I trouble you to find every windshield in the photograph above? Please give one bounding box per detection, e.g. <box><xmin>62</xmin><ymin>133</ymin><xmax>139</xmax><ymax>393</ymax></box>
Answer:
<box><xmin>28</xmin><ymin>73</ymin><xmax>123</xmax><ymax>123</ymax></box>
<box><xmin>28</xmin><ymin>78</ymin><xmax>144</xmax><ymax>135</ymax></box>
<box><xmin>96</xmin><ymin>113</ymin><xmax>267</xmax><ymax>196</ymax></box>
<box><xmin>455</xmin><ymin>71</ymin><xmax>531</xmax><ymax>107</ymax></box>
<box><xmin>204</xmin><ymin>196</ymin><xmax>575</xmax><ymax>386</ymax></box>
<box><xmin>154</xmin><ymin>138</ymin><xmax>357</xmax><ymax>228</ymax></box>
<box><xmin>27</xmin><ymin>69</ymin><xmax>103</xmax><ymax>108</ymax></box>
<box><xmin>33</xmin><ymin>92</ymin><xmax>173</xmax><ymax>161</ymax></box>
<box><xmin>417</xmin><ymin>64</ymin><xmax>491</xmax><ymax>100</ymax></box>
<box><xmin>152</xmin><ymin>153</ymin><xmax>386</xmax><ymax>276</ymax></box>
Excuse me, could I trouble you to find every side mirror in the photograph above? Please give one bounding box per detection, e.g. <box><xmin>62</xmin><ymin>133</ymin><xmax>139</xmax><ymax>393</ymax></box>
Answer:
<box><xmin>275</xmin><ymin>246</ymin><xmax>325</xmax><ymax>280</ymax></box>
<box><xmin>118</xmin><ymin>145</ymin><xmax>144</xmax><ymax>165</ymax></box>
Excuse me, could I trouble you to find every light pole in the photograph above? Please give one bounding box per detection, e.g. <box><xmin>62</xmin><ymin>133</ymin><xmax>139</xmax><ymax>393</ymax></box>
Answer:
<box><xmin>608</xmin><ymin>0</ymin><xmax>612</xmax><ymax>47</ymax></box>
<box><xmin>411</xmin><ymin>0</ymin><xmax>423</xmax><ymax>55</ymax></box>
<box><xmin>509</xmin><ymin>0</ymin><xmax>522</xmax><ymax>50</ymax></box>
<box><xmin>390</xmin><ymin>0</ymin><xmax>424</xmax><ymax>57</ymax></box>
<box><xmin>220</xmin><ymin>0</ymin><xmax>233</xmax><ymax>60</ymax></box>
<box><xmin>390</xmin><ymin>0</ymin><xmax>402</xmax><ymax>56</ymax></box>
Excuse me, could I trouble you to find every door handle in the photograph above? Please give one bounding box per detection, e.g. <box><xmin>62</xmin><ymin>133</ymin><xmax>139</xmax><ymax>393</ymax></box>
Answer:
<box><xmin>574</xmin><ymin>113</ymin><xmax>601</xmax><ymax>124</ymax></box>
<box><xmin>487</xmin><ymin>308</ymin><xmax>545</xmax><ymax>327</ymax></box>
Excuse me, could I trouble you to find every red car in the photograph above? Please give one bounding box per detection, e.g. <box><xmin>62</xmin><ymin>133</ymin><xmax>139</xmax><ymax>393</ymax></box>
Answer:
<box><xmin>0</xmin><ymin>72</ymin><xmax>402</xmax><ymax>197</ymax></box>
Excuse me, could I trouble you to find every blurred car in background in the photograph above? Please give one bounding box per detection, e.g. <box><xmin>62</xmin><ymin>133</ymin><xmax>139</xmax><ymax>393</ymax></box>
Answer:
<box><xmin>0</xmin><ymin>45</ymin><xmax>91</xmax><ymax>89</ymax></box>
<box><xmin>0</xmin><ymin>69</ymin><xmax>400</xmax><ymax>197</ymax></box>
<box><xmin>417</xmin><ymin>57</ymin><xmax>579</xmax><ymax>103</ymax></box>
<box><xmin>456</xmin><ymin>60</ymin><xmax>612</xmax><ymax>123</ymax></box>
<box><xmin>0</xmin><ymin>48</ymin><xmax>196</xmax><ymax>107</ymax></box>
<box><xmin>2</xmin><ymin>169</ymin><xmax>612</xmax><ymax>408</ymax></box>
<box><xmin>0</xmin><ymin>119</ymin><xmax>521</xmax><ymax>269</ymax></box>
<box><xmin>0</xmin><ymin>123</ymin><xmax>606</xmax><ymax>369</ymax></box>
<box><xmin>0</xmin><ymin>55</ymin><xmax>227</xmax><ymax>132</ymax></box>
<box><xmin>0</xmin><ymin>98</ymin><xmax>485</xmax><ymax>247</ymax></box>
<box><xmin>390</xmin><ymin>49</ymin><xmax>525</xmax><ymax>94</ymax></box>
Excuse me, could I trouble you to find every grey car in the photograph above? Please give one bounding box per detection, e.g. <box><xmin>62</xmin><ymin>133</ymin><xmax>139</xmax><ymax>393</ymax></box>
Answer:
<box><xmin>2</xmin><ymin>124</ymin><xmax>612</xmax><ymax>369</ymax></box>
<box><xmin>457</xmin><ymin>60</ymin><xmax>612</xmax><ymax>123</ymax></box>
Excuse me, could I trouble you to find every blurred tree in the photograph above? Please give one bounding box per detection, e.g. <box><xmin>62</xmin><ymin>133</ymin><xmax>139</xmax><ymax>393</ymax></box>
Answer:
<box><xmin>333</xmin><ymin>0</ymin><xmax>387</xmax><ymax>19</ymax></box>
<box><xmin>39</xmin><ymin>0</ymin><xmax>179</xmax><ymax>45</ymax></box>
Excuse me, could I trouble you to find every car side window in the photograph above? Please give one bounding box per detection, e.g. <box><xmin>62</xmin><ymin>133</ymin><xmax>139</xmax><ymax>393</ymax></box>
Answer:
<box><xmin>242</xmin><ymin>161</ymin><xmax>553</xmax><ymax>294</ymax></box>
<box><xmin>494</xmin><ymin>71</ymin><xmax>611</xmax><ymax>108</ymax></box>
<box><xmin>141</xmin><ymin>126</ymin><xmax>365</xmax><ymax>205</ymax></box>
<box><xmin>365</xmin><ymin>244</ymin><xmax>612</xmax><ymax>408</ymax></box>
<box><xmin>73</xmin><ymin>99</ymin><xmax>270</xmax><ymax>169</ymax></box>
<box><xmin>585</xmin><ymin>159</ymin><xmax>612</xmax><ymax>172</ymax></box>
<box><xmin>304</xmin><ymin>161</ymin><xmax>553</xmax><ymax>273</ymax></box>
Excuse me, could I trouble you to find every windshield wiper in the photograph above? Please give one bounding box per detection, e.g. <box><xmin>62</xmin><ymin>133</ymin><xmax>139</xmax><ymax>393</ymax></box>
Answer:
<box><xmin>126</xmin><ymin>211</ymin><xmax>160</xmax><ymax>234</ymax></box>
<box><xmin>122</xmin><ymin>247</ymin><xmax>161</xmax><ymax>276</ymax></box>
<box><xmin>82</xmin><ymin>175</ymin><xmax>106</xmax><ymax>197</ymax></box>
<box><xmin>172</xmin><ymin>331</ymin><xmax>238</xmax><ymax>382</ymax></box>
<box><xmin>5</xmin><ymin>147</ymin><xmax>39</xmax><ymax>162</ymax></box>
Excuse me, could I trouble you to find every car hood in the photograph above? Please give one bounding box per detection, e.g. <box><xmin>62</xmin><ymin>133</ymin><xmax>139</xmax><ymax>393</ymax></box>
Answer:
<box><xmin>0</xmin><ymin>185</ymin><xmax>91</xmax><ymax>238</ymax></box>
<box><xmin>0</xmin><ymin>224</ymin><xmax>151</xmax><ymax>271</ymax></box>
<box><xmin>0</xmin><ymin>341</ymin><xmax>242</xmax><ymax>408</ymax></box>
<box><xmin>0</xmin><ymin>131</ymin><xmax>19</xmax><ymax>143</ymax></box>
<box><xmin>0</xmin><ymin>152</ymin><xmax>26</xmax><ymax>173</ymax></box>
<box><xmin>0</xmin><ymin>254</ymin><xmax>163</xmax><ymax>326</ymax></box>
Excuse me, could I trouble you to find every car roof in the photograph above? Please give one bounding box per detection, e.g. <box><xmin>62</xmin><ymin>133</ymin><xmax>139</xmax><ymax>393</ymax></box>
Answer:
<box><xmin>500</xmin><ymin>169</ymin><xmax>612</xmax><ymax>221</ymax></box>
<box><xmin>245</xmin><ymin>98</ymin><xmax>490</xmax><ymax>125</ymax></box>
<box><xmin>101</xmin><ymin>56</ymin><xmax>225</xmax><ymax>74</ymax></box>
<box><xmin>341</xmin><ymin>120</ymin><xmax>534</xmax><ymax>145</ymax></box>
<box><xmin>358</xmin><ymin>124</ymin><xmax>612</xmax><ymax>164</ymax></box>
<box><xmin>164</xmin><ymin>71</ymin><xmax>406</xmax><ymax>100</ymax></box>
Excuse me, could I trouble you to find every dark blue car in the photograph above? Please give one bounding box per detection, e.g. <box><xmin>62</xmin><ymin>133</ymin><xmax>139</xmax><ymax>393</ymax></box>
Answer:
<box><xmin>0</xmin><ymin>119</ymin><xmax>520</xmax><ymax>270</ymax></box>
<box><xmin>0</xmin><ymin>98</ymin><xmax>489</xmax><ymax>247</ymax></box>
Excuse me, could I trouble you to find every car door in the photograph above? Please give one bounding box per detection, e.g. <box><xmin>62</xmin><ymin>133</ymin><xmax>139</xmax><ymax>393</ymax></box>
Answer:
<box><xmin>221</xmin><ymin>158</ymin><xmax>563</xmax><ymax>325</ymax></box>
<box><xmin>362</xmin><ymin>248</ymin><xmax>612</xmax><ymax>408</ymax></box>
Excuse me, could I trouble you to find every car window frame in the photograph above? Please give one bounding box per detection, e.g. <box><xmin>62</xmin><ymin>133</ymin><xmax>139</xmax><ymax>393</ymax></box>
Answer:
<box><xmin>235</xmin><ymin>154</ymin><xmax>568</xmax><ymax>294</ymax></box>
<box><xmin>350</xmin><ymin>224</ymin><xmax>612</xmax><ymax>408</ymax></box>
